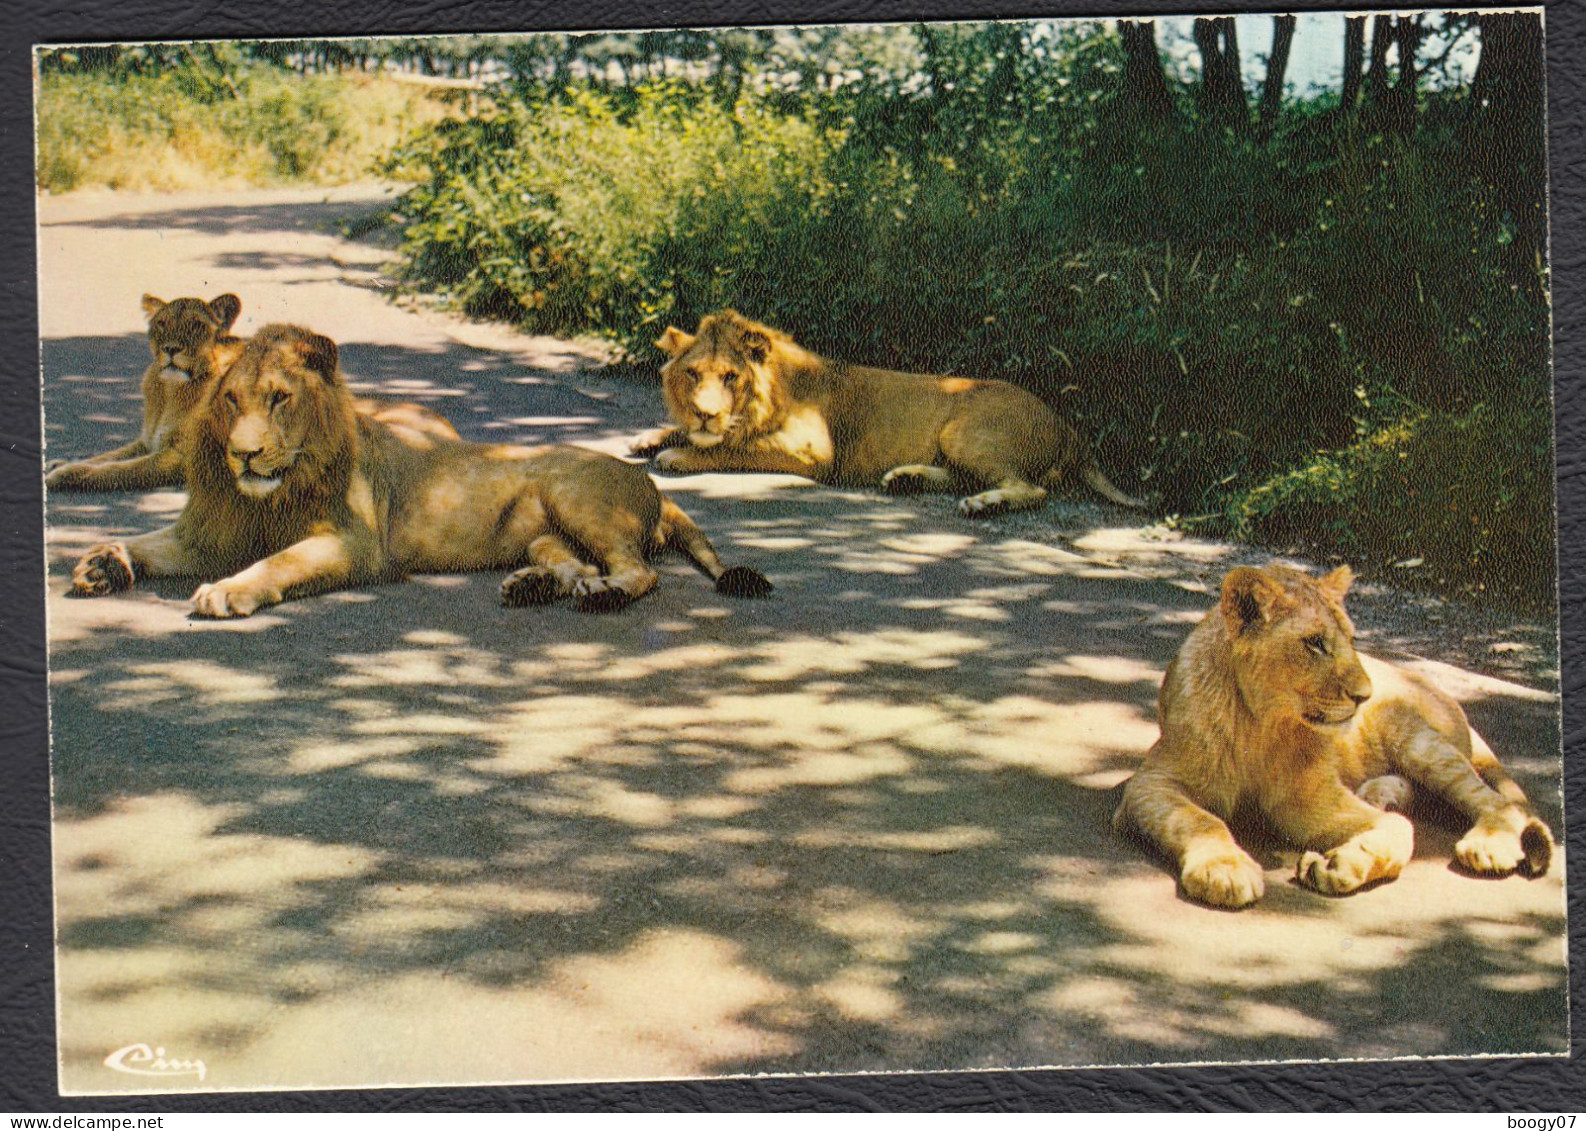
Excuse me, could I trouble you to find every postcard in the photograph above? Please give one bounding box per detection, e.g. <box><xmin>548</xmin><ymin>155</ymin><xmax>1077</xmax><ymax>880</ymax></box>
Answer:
<box><xmin>35</xmin><ymin>10</ymin><xmax>1566</xmax><ymax>1095</ymax></box>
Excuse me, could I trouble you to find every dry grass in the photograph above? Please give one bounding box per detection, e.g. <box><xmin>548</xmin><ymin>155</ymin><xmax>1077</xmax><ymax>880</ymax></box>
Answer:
<box><xmin>36</xmin><ymin>69</ymin><xmax>454</xmax><ymax>193</ymax></box>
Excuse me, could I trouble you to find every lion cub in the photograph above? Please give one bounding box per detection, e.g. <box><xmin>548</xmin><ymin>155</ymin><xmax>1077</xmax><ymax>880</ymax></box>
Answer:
<box><xmin>46</xmin><ymin>294</ymin><xmax>459</xmax><ymax>492</ymax></box>
<box><xmin>46</xmin><ymin>294</ymin><xmax>245</xmax><ymax>491</ymax></box>
<box><xmin>1115</xmin><ymin>564</ymin><xmax>1554</xmax><ymax>909</ymax></box>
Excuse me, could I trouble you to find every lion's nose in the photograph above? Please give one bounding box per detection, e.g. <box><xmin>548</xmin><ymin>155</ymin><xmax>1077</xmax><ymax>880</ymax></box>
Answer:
<box><xmin>1348</xmin><ymin>685</ymin><xmax>1372</xmax><ymax>707</ymax></box>
<box><xmin>229</xmin><ymin>441</ymin><xmax>263</xmax><ymax>463</ymax></box>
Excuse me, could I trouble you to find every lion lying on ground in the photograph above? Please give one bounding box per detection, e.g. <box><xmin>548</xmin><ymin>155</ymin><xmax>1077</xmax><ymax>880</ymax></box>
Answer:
<box><xmin>631</xmin><ymin>309</ymin><xmax>1143</xmax><ymax>515</ymax></box>
<box><xmin>46</xmin><ymin>294</ymin><xmax>459</xmax><ymax>492</ymax></box>
<box><xmin>70</xmin><ymin>323</ymin><xmax>772</xmax><ymax>617</ymax></box>
<box><xmin>45</xmin><ymin>294</ymin><xmax>246</xmax><ymax>491</ymax></box>
<box><xmin>1114</xmin><ymin>564</ymin><xmax>1554</xmax><ymax>909</ymax></box>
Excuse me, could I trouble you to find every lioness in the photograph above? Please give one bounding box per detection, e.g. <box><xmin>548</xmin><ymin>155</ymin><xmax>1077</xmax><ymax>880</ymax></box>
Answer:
<box><xmin>46</xmin><ymin>294</ymin><xmax>460</xmax><ymax>491</ymax></box>
<box><xmin>1114</xmin><ymin>564</ymin><xmax>1553</xmax><ymax>909</ymax></box>
<box><xmin>46</xmin><ymin>294</ymin><xmax>246</xmax><ymax>491</ymax></box>
<box><xmin>70</xmin><ymin>324</ymin><xmax>772</xmax><ymax>617</ymax></box>
<box><xmin>631</xmin><ymin>310</ymin><xmax>1143</xmax><ymax>515</ymax></box>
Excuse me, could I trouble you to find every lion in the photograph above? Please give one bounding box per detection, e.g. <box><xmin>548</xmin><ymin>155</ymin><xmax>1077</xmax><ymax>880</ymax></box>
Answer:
<box><xmin>46</xmin><ymin>294</ymin><xmax>460</xmax><ymax>492</ymax></box>
<box><xmin>630</xmin><ymin>309</ymin><xmax>1143</xmax><ymax>515</ymax></box>
<box><xmin>69</xmin><ymin>323</ymin><xmax>772</xmax><ymax>617</ymax></box>
<box><xmin>45</xmin><ymin>294</ymin><xmax>246</xmax><ymax>491</ymax></box>
<box><xmin>1113</xmin><ymin>564</ymin><xmax>1554</xmax><ymax>909</ymax></box>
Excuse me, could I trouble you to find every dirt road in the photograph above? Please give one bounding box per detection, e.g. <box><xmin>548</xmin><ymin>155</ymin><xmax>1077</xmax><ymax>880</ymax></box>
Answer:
<box><xmin>38</xmin><ymin>187</ymin><xmax>1567</xmax><ymax>1094</ymax></box>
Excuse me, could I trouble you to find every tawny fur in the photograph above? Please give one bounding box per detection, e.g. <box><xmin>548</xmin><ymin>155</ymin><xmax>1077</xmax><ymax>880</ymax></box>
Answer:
<box><xmin>632</xmin><ymin>309</ymin><xmax>1143</xmax><ymax>516</ymax></box>
<box><xmin>70</xmin><ymin>323</ymin><xmax>769</xmax><ymax>617</ymax></box>
<box><xmin>45</xmin><ymin>294</ymin><xmax>459</xmax><ymax>493</ymax></box>
<box><xmin>1114</xmin><ymin>564</ymin><xmax>1554</xmax><ymax>909</ymax></box>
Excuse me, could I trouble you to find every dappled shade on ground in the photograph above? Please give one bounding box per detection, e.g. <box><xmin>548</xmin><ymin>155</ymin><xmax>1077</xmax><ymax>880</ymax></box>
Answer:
<box><xmin>41</xmin><ymin>189</ymin><xmax>1566</xmax><ymax>1093</ymax></box>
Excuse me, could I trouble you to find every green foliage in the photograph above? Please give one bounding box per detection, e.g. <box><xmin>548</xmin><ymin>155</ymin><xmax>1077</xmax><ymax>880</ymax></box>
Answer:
<box><xmin>1218</xmin><ymin>407</ymin><xmax>1555</xmax><ymax>604</ymax></box>
<box><xmin>35</xmin><ymin>65</ymin><xmax>442</xmax><ymax>192</ymax></box>
<box><xmin>382</xmin><ymin>23</ymin><xmax>1552</xmax><ymax>605</ymax></box>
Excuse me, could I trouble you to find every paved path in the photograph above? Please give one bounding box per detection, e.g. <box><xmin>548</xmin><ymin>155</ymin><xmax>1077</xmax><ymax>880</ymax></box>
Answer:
<box><xmin>38</xmin><ymin>187</ymin><xmax>1567</xmax><ymax>1094</ymax></box>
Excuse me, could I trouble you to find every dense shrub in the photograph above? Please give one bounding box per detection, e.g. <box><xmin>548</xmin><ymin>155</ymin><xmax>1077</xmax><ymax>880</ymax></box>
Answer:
<box><xmin>36</xmin><ymin>66</ymin><xmax>443</xmax><ymax>192</ymax></box>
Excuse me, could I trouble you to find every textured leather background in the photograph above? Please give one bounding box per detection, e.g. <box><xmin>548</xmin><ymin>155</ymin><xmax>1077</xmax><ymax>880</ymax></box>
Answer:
<box><xmin>1</xmin><ymin>0</ymin><xmax>1579</xmax><ymax>1112</ymax></box>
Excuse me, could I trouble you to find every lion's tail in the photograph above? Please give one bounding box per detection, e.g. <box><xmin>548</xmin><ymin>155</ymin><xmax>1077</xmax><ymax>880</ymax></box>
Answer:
<box><xmin>658</xmin><ymin>496</ymin><xmax>774</xmax><ymax>599</ymax></box>
<box><xmin>1045</xmin><ymin>462</ymin><xmax>1147</xmax><ymax>509</ymax></box>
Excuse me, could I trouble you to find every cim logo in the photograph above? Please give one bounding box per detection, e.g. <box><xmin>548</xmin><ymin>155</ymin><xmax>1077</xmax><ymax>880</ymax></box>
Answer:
<box><xmin>104</xmin><ymin>1043</ymin><xmax>207</xmax><ymax>1082</ymax></box>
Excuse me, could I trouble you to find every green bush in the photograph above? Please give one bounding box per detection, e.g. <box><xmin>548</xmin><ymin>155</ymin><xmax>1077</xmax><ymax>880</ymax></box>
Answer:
<box><xmin>381</xmin><ymin>27</ymin><xmax>1551</xmax><ymax>606</ymax></box>
<box><xmin>1219</xmin><ymin>406</ymin><xmax>1555</xmax><ymax>605</ymax></box>
<box><xmin>36</xmin><ymin>66</ymin><xmax>442</xmax><ymax>191</ymax></box>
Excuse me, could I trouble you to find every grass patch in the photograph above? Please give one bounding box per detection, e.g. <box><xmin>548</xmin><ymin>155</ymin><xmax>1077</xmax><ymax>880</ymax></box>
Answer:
<box><xmin>36</xmin><ymin>68</ymin><xmax>450</xmax><ymax>192</ymax></box>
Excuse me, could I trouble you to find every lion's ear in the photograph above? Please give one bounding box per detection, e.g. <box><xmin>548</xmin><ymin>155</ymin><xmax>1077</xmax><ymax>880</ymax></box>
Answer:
<box><xmin>739</xmin><ymin>329</ymin><xmax>770</xmax><ymax>364</ymax></box>
<box><xmin>293</xmin><ymin>332</ymin><xmax>339</xmax><ymax>382</ymax></box>
<box><xmin>655</xmin><ymin>327</ymin><xmax>695</xmax><ymax>358</ymax></box>
<box><xmin>1317</xmin><ymin>565</ymin><xmax>1354</xmax><ymax>603</ymax></box>
<box><xmin>1220</xmin><ymin>567</ymin><xmax>1292</xmax><ymax>633</ymax></box>
<box><xmin>141</xmin><ymin>294</ymin><xmax>166</xmax><ymax>321</ymax></box>
<box><xmin>207</xmin><ymin>294</ymin><xmax>242</xmax><ymax>331</ymax></box>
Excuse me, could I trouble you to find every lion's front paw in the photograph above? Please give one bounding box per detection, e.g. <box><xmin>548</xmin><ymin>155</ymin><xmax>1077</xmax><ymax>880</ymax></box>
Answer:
<box><xmin>652</xmin><ymin>448</ymin><xmax>694</xmax><ymax>474</ymax></box>
<box><xmin>1455</xmin><ymin>808</ymin><xmax>1554</xmax><ymax>877</ymax></box>
<box><xmin>1297</xmin><ymin>814</ymin><xmax>1413</xmax><ymax>896</ymax></box>
<box><xmin>71</xmin><ymin>543</ymin><xmax>136</xmax><ymax>597</ymax></box>
<box><xmin>628</xmin><ymin>428</ymin><xmax>676</xmax><ymax>459</ymax></box>
<box><xmin>46</xmin><ymin>462</ymin><xmax>86</xmax><ymax>490</ymax></box>
<box><xmin>1180</xmin><ymin>847</ymin><xmax>1266</xmax><ymax>909</ymax></box>
<box><xmin>191</xmin><ymin>578</ymin><xmax>279</xmax><ymax>619</ymax></box>
<box><xmin>881</xmin><ymin>465</ymin><xmax>948</xmax><ymax>496</ymax></box>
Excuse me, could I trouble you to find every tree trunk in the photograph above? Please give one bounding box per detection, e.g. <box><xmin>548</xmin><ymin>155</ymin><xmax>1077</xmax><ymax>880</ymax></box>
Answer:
<box><xmin>1193</xmin><ymin>17</ymin><xmax>1250</xmax><ymax>133</ymax></box>
<box><xmin>1468</xmin><ymin>11</ymin><xmax>1548</xmax><ymax>293</ymax></box>
<box><xmin>1118</xmin><ymin>20</ymin><xmax>1176</xmax><ymax>125</ymax></box>
<box><xmin>1365</xmin><ymin>15</ymin><xmax>1392</xmax><ymax>106</ymax></box>
<box><xmin>1340</xmin><ymin>16</ymin><xmax>1366</xmax><ymax>111</ymax></box>
<box><xmin>1257</xmin><ymin>14</ymin><xmax>1296</xmax><ymax>133</ymax></box>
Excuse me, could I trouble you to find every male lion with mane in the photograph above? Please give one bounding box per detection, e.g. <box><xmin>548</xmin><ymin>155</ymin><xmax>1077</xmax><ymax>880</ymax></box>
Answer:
<box><xmin>632</xmin><ymin>309</ymin><xmax>1142</xmax><ymax>515</ymax></box>
<box><xmin>1114</xmin><ymin>564</ymin><xmax>1554</xmax><ymax>909</ymax></box>
<box><xmin>70</xmin><ymin>324</ymin><xmax>772</xmax><ymax>617</ymax></box>
<box><xmin>46</xmin><ymin>293</ymin><xmax>459</xmax><ymax>492</ymax></box>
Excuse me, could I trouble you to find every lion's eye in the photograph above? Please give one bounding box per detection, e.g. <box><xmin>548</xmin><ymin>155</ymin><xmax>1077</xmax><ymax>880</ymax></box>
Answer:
<box><xmin>269</xmin><ymin>390</ymin><xmax>291</xmax><ymax>409</ymax></box>
<box><xmin>223</xmin><ymin>391</ymin><xmax>239</xmax><ymax>409</ymax></box>
<box><xmin>1304</xmin><ymin>634</ymin><xmax>1329</xmax><ymax>655</ymax></box>
<box><xmin>721</xmin><ymin>371</ymin><xmax>738</xmax><ymax>386</ymax></box>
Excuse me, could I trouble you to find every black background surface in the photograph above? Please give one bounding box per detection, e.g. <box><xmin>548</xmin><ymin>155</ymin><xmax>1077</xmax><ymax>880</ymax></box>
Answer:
<box><xmin>2</xmin><ymin>0</ymin><xmax>1580</xmax><ymax>1112</ymax></box>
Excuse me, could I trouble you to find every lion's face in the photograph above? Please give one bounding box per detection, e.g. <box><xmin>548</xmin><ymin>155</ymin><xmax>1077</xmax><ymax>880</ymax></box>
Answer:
<box><xmin>1221</xmin><ymin>565</ymin><xmax>1372</xmax><ymax>731</ymax></box>
<box><xmin>655</xmin><ymin>311</ymin><xmax>787</xmax><ymax>446</ymax></box>
<box><xmin>142</xmin><ymin>293</ymin><xmax>241</xmax><ymax>384</ymax></box>
<box><xmin>204</xmin><ymin>325</ymin><xmax>345</xmax><ymax>500</ymax></box>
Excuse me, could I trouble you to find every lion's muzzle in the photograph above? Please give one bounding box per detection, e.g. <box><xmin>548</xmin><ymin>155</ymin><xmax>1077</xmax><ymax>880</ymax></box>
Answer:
<box><xmin>228</xmin><ymin>417</ymin><xmax>287</xmax><ymax>497</ymax></box>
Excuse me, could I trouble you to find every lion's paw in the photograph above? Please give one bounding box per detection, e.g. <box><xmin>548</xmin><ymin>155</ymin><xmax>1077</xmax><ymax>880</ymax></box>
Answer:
<box><xmin>958</xmin><ymin>491</ymin><xmax>1009</xmax><ymax>518</ymax></box>
<box><xmin>881</xmin><ymin>465</ymin><xmax>946</xmax><ymax>496</ymax></box>
<box><xmin>1455</xmin><ymin>808</ymin><xmax>1553</xmax><ymax>877</ymax></box>
<box><xmin>628</xmin><ymin>429</ymin><xmax>675</xmax><ymax>459</ymax></box>
<box><xmin>1297</xmin><ymin>814</ymin><xmax>1413</xmax><ymax>896</ymax></box>
<box><xmin>191</xmin><ymin>579</ymin><xmax>277</xmax><ymax>619</ymax></box>
<box><xmin>71</xmin><ymin>543</ymin><xmax>136</xmax><ymax>597</ymax></box>
<box><xmin>1180</xmin><ymin>848</ymin><xmax>1265</xmax><ymax>909</ymax></box>
<box><xmin>652</xmin><ymin>448</ymin><xmax>692</xmax><ymax>474</ymax></box>
<box><xmin>573</xmin><ymin>576</ymin><xmax>633</xmax><ymax>614</ymax></box>
<box><xmin>46</xmin><ymin>462</ymin><xmax>87</xmax><ymax>490</ymax></box>
<box><xmin>501</xmin><ymin>566</ymin><xmax>564</xmax><ymax>607</ymax></box>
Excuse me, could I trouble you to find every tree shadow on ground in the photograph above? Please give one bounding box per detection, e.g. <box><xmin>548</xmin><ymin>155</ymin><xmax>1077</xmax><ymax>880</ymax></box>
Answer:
<box><xmin>42</xmin><ymin>331</ymin><xmax>1568</xmax><ymax>1091</ymax></box>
